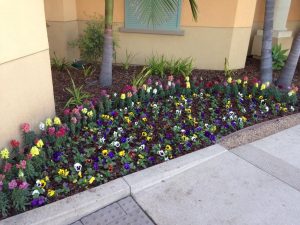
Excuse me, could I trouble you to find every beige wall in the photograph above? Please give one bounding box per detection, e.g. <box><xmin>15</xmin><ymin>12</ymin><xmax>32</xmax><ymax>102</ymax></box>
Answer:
<box><xmin>46</xmin><ymin>0</ymin><xmax>257</xmax><ymax>69</ymax></box>
<box><xmin>0</xmin><ymin>0</ymin><xmax>55</xmax><ymax>149</ymax></box>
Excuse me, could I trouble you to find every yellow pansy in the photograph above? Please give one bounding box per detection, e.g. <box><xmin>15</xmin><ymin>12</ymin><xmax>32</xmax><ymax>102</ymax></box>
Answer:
<box><xmin>165</xmin><ymin>145</ymin><xmax>172</xmax><ymax>151</ymax></box>
<box><xmin>45</xmin><ymin>176</ymin><xmax>50</xmax><ymax>181</ymax></box>
<box><xmin>260</xmin><ymin>84</ymin><xmax>266</xmax><ymax>90</ymax></box>
<box><xmin>36</xmin><ymin>139</ymin><xmax>44</xmax><ymax>148</ymax></box>
<box><xmin>102</xmin><ymin>149</ymin><xmax>108</xmax><ymax>157</ymax></box>
<box><xmin>255</xmin><ymin>82</ymin><xmax>259</xmax><ymax>88</ymax></box>
<box><xmin>118</xmin><ymin>150</ymin><xmax>125</xmax><ymax>157</ymax></box>
<box><xmin>142</xmin><ymin>132</ymin><xmax>147</xmax><ymax>137</ymax></box>
<box><xmin>53</xmin><ymin>117</ymin><xmax>61</xmax><ymax>125</ymax></box>
<box><xmin>45</xmin><ymin>118</ymin><xmax>52</xmax><ymax>126</ymax></box>
<box><xmin>30</xmin><ymin>146</ymin><xmax>40</xmax><ymax>157</ymax></box>
<box><xmin>89</xmin><ymin>177</ymin><xmax>95</xmax><ymax>184</ymax></box>
<box><xmin>87</xmin><ymin>111</ymin><xmax>94</xmax><ymax>118</ymax></box>
<box><xmin>0</xmin><ymin>148</ymin><xmax>10</xmax><ymax>159</ymax></box>
<box><xmin>120</xmin><ymin>93</ymin><xmax>126</xmax><ymax>100</ymax></box>
<box><xmin>58</xmin><ymin>169</ymin><xmax>69</xmax><ymax>177</ymax></box>
<box><xmin>242</xmin><ymin>116</ymin><xmax>247</xmax><ymax>122</ymax></box>
<box><xmin>40</xmin><ymin>179</ymin><xmax>46</xmax><ymax>188</ymax></box>
<box><xmin>78</xmin><ymin>171</ymin><xmax>82</xmax><ymax>178</ymax></box>
<box><xmin>138</xmin><ymin>154</ymin><xmax>144</xmax><ymax>159</ymax></box>
<box><xmin>146</xmin><ymin>136</ymin><xmax>152</xmax><ymax>141</ymax></box>
<box><xmin>81</xmin><ymin>108</ymin><xmax>88</xmax><ymax>114</ymax></box>
<box><xmin>236</xmin><ymin>79</ymin><xmax>242</xmax><ymax>84</ymax></box>
<box><xmin>142</xmin><ymin>117</ymin><xmax>147</xmax><ymax>122</ymax></box>
<box><xmin>47</xmin><ymin>189</ymin><xmax>55</xmax><ymax>197</ymax></box>
<box><xmin>227</xmin><ymin>77</ymin><xmax>232</xmax><ymax>84</ymax></box>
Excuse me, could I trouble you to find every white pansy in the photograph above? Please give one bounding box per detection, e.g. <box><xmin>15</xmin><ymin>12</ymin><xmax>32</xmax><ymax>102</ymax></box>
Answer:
<box><xmin>176</xmin><ymin>110</ymin><xmax>182</xmax><ymax>115</ymax></box>
<box><xmin>139</xmin><ymin>144</ymin><xmax>145</xmax><ymax>150</ymax></box>
<box><xmin>113</xmin><ymin>93</ymin><xmax>117</xmax><ymax>97</ymax></box>
<box><xmin>39</xmin><ymin>122</ymin><xmax>45</xmax><ymax>131</ymax></box>
<box><xmin>181</xmin><ymin>129</ymin><xmax>186</xmax><ymax>133</ymax></box>
<box><xmin>291</xmin><ymin>106</ymin><xmax>295</xmax><ymax>112</ymax></box>
<box><xmin>114</xmin><ymin>141</ymin><xmax>120</xmax><ymax>148</ymax></box>
<box><xmin>118</xmin><ymin>127</ymin><xmax>124</xmax><ymax>133</ymax></box>
<box><xmin>99</xmin><ymin>137</ymin><xmax>106</xmax><ymax>143</ymax></box>
<box><xmin>74</xmin><ymin>163</ymin><xmax>82</xmax><ymax>172</ymax></box>
<box><xmin>164</xmin><ymin>157</ymin><xmax>169</xmax><ymax>161</ymax></box>
<box><xmin>158</xmin><ymin>150</ymin><xmax>165</xmax><ymax>157</ymax></box>
<box><xmin>152</xmin><ymin>104</ymin><xmax>158</xmax><ymax>108</ymax></box>
<box><xmin>36</xmin><ymin>180</ymin><xmax>42</xmax><ymax>187</ymax></box>
<box><xmin>168</xmin><ymin>81</ymin><xmax>172</xmax><ymax>86</ymax></box>
<box><xmin>113</xmin><ymin>131</ymin><xmax>118</xmax><ymax>138</ymax></box>
<box><xmin>153</xmin><ymin>88</ymin><xmax>158</xmax><ymax>94</ymax></box>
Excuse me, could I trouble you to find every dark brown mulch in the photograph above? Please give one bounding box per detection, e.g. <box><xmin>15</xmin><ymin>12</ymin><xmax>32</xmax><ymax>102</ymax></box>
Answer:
<box><xmin>51</xmin><ymin>57</ymin><xmax>300</xmax><ymax>115</ymax></box>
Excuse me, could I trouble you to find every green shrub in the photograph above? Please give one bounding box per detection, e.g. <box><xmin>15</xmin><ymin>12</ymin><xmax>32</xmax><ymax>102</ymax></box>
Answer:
<box><xmin>132</xmin><ymin>67</ymin><xmax>152</xmax><ymax>88</ymax></box>
<box><xmin>272</xmin><ymin>44</ymin><xmax>288</xmax><ymax>70</ymax></box>
<box><xmin>122</xmin><ymin>50</ymin><xmax>136</xmax><ymax>70</ymax></box>
<box><xmin>70</xmin><ymin>17</ymin><xmax>117</xmax><ymax>63</ymax></box>
<box><xmin>82</xmin><ymin>65</ymin><xmax>96</xmax><ymax>78</ymax></box>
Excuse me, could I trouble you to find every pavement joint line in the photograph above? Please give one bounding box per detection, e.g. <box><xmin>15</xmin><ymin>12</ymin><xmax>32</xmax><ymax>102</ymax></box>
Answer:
<box><xmin>130</xmin><ymin>195</ymin><xmax>157</xmax><ymax>225</ymax></box>
<box><xmin>229</xmin><ymin>147</ymin><xmax>300</xmax><ymax>193</ymax></box>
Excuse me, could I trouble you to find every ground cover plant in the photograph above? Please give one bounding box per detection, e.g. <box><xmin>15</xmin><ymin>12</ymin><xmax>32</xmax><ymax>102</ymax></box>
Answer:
<box><xmin>0</xmin><ymin>72</ymin><xmax>299</xmax><ymax>219</ymax></box>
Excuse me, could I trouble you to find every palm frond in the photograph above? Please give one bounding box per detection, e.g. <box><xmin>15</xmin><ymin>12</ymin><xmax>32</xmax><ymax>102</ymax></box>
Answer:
<box><xmin>189</xmin><ymin>0</ymin><xmax>198</xmax><ymax>21</ymax></box>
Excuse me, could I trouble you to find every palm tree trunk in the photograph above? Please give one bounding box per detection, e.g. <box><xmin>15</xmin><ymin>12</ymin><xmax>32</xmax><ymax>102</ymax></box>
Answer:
<box><xmin>260</xmin><ymin>0</ymin><xmax>275</xmax><ymax>84</ymax></box>
<box><xmin>277</xmin><ymin>32</ymin><xmax>300</xmax><ymax>89</ymax></box>
<box><xmin>100</xmin><ymin>0</ymin><xmax>114</xmax><ymax>87</ymax></box>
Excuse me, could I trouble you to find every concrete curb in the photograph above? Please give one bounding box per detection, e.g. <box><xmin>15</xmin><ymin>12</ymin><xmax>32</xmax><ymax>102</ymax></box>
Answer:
<box><xmin>0</xmin><ymin>178</ymin><xmax>130</xmax><ymax>225</ymax></box>
<box><xmin>123</xmin><ymin>144</ymin><xmax>227</xmax><ymax>194</ymax></box>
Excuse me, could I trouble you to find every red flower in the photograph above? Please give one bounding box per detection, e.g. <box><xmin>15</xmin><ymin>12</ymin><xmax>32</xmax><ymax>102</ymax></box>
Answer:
<box><xmin>128</xmin><ymin>151</ymin><xmax>136</xmax><ymax>159</ymax></box>
<box><xmin>108</xmin><ymin>164</ymin><xmax>114</xmax><ymax>172</ymax></box>
<box><xmin>10</xmin><ymin>140</ymin><xmax>20</xmax><ymax>148</ymax></box>
<box><xmin>56</xmin><ymin>127</ymin><xmax>66</xmax><ymax>137</ymax></box>
<box><xmin>243</xmin><ymin>76</ymin><xmax>249</xmax><ymax>81</ymax></box>
<box><xmin>205</xmin><ymin>81</ymin><xmax>213</xmax><ymax>88</ymax></box>
<box><xmin>26</xmin><ymin>154</ymin><xmax>33</xmax><ymax>160</ymax></box>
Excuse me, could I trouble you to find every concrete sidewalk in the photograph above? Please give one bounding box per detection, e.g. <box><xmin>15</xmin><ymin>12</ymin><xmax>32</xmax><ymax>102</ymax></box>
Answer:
<box><xmin>71</xmin><ymin>125</ymin><xmax>300</xmax><ymax>225</ymax></box>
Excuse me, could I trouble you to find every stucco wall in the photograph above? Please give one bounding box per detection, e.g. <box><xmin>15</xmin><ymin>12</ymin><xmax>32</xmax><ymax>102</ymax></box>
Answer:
<box><xmin>45</xmin><ymin>0</ymin><xmax>257</xmax><ymax>69</ymax></box>
<box><xmin>0</xmin><ymin>0</ymin><xmax>55</xmax><ymax>149</ymax></box>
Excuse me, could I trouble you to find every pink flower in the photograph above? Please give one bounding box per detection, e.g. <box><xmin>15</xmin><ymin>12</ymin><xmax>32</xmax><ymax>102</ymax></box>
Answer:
<box><xmin>19</xmin><ymin>181</ymin><xmax>29</xmax><ymax>190</ymax></box>
<box><xmin>100</xmin><ymin>89</ymin><xmax>107</xmax><ymax>96</ymax></box>
<box><xmin>4</xmin><ymin>163</ymin><xmax>12</xmax><ymax>173</ymax></box>
<box><xmin>8</xmin><ymin>179</ymin><xmax>17</xmax><ymax>190</ymax></box>
<box><xmin>10</xmin><ymin>139</ymin><xmax>20</xmax><ymax>148</ymax></box>
<box><xmin>71</xmin><ymin>117</ymin><xmax>77</xmax><ymax>124</ymax></box>
<box><xmin>147</xmin><ymin>79</ymin><xmax>152</xmax><ymax>85</ymax></box>
<box><xmin>63</xmin><ymin>109</ymin><xmax>70</xmax><ymax>116</ymax></box>
<box><xmin>132</xmin><ymin>86</ymin><xmax>138</xmax><ymax>94</ymax></box>
<box><xmin>21</xmin><ymin>123</ymin><xmax>31</xmax><ymax>133</ymax></box>
<box><xmin>48</xmin><ymin>127</ymin><xmax>56</xmax><ymax>136</ymax></box>
<box><xmin>0</xmin><ymin>174</ymin><xmax>5</xmax><ymax>181</ymax></box>
<box><xmin>16</xmin><ymin>160</ymin><xmax>26</xmax><ymax>170</ymax></box>
<box><xmin>72</xmin><ymin>108</ymin><xmax>80</xmax><ymax>115</ymax></box>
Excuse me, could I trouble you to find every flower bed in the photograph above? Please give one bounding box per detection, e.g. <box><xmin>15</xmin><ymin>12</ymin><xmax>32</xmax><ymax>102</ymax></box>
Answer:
<box><xmin>0</xmin><ymin>75</ymin><xmax>298</xmax><ymax>219</ymax></box>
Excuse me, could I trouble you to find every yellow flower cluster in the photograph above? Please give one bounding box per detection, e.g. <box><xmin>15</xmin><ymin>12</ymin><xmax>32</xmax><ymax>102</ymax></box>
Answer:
<box><xmin>53</xmin><ymin>117</ymin><xmax>61</xmax><ymax>125</ymax></box>
<box><xmin>0</xmin><ymin>148</ymin><xmax>9</xmax><ymax>159</ymax></box>
<box><xmin>102</xmin><ymin>149</ymin><xmax>108</xmax><ymax>156</ymax></box>
<box><xmin>45</xmin><ymin>118</ymin><xmax>52</xmax><ymax>126</ymax></box>
<box><xmin>118</xmin><ymin>150</ymin><xmax>125</xmax><ymax>157</ymax></box>
<box><xmin>87</xmin><ymin>111</ymin><xmax>94</xmax><ymax>118</ymax></box>
<box><xmin>30</xmin><ymin>146</ymin><xmax>40</xmax><ymax>157</ymax></box>
<box><xmin>124</xmin><ymin>116</ymin><xmax>131</xmax><ymax>123</ymax></box>
<box><xmin>120</xmin><ymin>93</ymin><xmax>126</xmax><ymax>100</ymax></box>
<box><xmin>58</xmin><ymin>169</ymin><xmax>69</xmax><ymax>177</ymax></box>
<box><xmin>36</xmin><ymin>139</ymin><xmax>44</xmax><ymax>148</ymax></box>
<box><xmin>81</xmin><ymin>108</ymin><xmax>88</xmax><ymax>114</ymax></box>
<box><xmin>89</xmin><ymin>176</ymin><xmax>95</xmax><ymax>184</ymax></box>
<box><xmin>48</xmin><ymin>189</ymin><xmax>55</xmax><ymax>197</ymax></box>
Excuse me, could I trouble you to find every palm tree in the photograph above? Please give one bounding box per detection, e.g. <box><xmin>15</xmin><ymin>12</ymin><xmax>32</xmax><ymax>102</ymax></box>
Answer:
<box><xmin>277</xmin><ymin>31</ymin><xmax>300</xmax><ymax>89</ymax></box>
<box><xmin>99</xmin><ymin>0</ymin><xmax>198</xmax><ymax>87</ymax></box>
<box><xmin>260</xmin><ymin>0</ymin><xmax>275</xmax><ymax>84</ymax></box>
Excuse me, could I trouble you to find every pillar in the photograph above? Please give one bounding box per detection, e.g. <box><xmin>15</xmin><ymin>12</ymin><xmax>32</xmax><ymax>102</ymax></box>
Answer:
<box><xmin>251</xmin><ymin>0</ymin><xmax>294</xmax><ymax>57</ymax></box>
<box><xmin>0</xmin><ymin>0</ymin><xmax>55</xmax><ymax>149</ymax></box>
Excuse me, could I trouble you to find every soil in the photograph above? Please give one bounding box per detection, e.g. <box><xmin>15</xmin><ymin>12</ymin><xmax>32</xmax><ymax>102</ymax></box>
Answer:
<box><xmin>51</xmin><ymin>57</ymin><xmax>300</xmax><ymax>116</ymax></box>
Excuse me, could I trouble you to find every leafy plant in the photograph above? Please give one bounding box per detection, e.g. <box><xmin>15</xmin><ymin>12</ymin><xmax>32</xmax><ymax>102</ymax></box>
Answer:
<box><xmin>167</xmin><ymin>57</ymin><xmax>193</xmax><ymax>78</ymax></box>
<box><xmin>51</xmin><ymin>53</ymin><xmax>70</xmax><ymax>71</ymax></box>
<box><xmin>122</xmin><ymin>50</ymin><xmax>136</xmax><ymax>70</ymax></box>
<box><xmin>70</xmin><ymin>17</ymin><xmax>117</xmax><ymax>63</ymax></box>
<box><xmin>272</xmin><ymin>44</ymin><xmax>288</xmax><ymax>70</ymax></box>
<box><xmin>82</xmin><ymin>65</ymin><xmax>96</xmax><ymax>78</ymax></box>
<box><xmin>0</xmin><ymin>192</ymin><xmax>9</xmax><ymax>217</ymax></box>
<box><xmin>224</xmin><ymin>58</ymin><xmax>234</xmax><ymax>77</ymax></box>
<box><xmin>132</xmin><ymin>67</ymin><xmax>152</xmax><ymax>88</ymax></box>
<box><xmin>12</xmin><ymin>189</ymin><xmax>29</xmax><ymax>212</ymax></box>
<box><xmin>65</xmin><ymin>77</ymin><xmax>92</xmax><ymax>108</ymax></box>
<box><xmin>146</xmin><ymin>55</ymin><xmax>168</xmax><ymax>78</ymax></box>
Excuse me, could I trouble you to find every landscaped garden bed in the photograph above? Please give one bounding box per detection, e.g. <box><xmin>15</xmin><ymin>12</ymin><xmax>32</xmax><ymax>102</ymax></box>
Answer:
<box><xmin>1</xmin><ymin>58</ymin><xmax>299</xmax><ymax>219</ymax></box>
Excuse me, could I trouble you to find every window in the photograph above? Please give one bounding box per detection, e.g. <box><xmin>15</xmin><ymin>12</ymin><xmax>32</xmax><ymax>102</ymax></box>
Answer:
<box><xmin>123</xmin><ymin>0</ymin><xmax>183</xmax><ymax>34</ymax></box>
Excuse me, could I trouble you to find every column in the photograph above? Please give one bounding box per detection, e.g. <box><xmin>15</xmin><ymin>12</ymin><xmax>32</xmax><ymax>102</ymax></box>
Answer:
<box><xmin>251</xmin><ymin>0</ymin><xmax>293</xmax><ymax>57</ymax></box>
<box><xmin>0</xmin><ymin>0</ymin><xmax>55</xmax><ymax>148</ymax></box>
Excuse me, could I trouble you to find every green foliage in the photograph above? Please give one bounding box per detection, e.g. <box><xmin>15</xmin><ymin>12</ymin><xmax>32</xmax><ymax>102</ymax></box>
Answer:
<box><xmin>51</xmin><ymin>53</ymin><xmax>70</xmax><ymax>71</ymax></box>
<box><xmin>132</xmin><ymin>67</ymin><xmax>152</xmax><ymax>88</ymax></box>
<box><xmin>82</xmin><ymin>65</ymin><xmax>96</xmax><ymax>78</ymax></box>
<box><xmin>272</xmin><ymin>44</ymin><xmax>288</xmax><ymax>70</ymax></box>
<box><xmin>122</xmin><ymin>50</ymin><xmax>135</xmax><ymax>70</ymax></box>
<box><xmin>65</xmin><ymin>78</ymin><xmax>92</xmax><ymax>108</ymax></box>
<box><xmin>70</xmin><ymin>17</ymin><xmax>117</xmax><ymax>63</ymax></box>
<box><xmin>146</xmin><ymin>55</ymin><xmax>168</xmax><ymax>78</ymax></box>
<box><xmin>12</xmin><ymin>189</ymin><xmax>29</xmax><ymax>212</ymax></box>
<box><xmin>167</xmin><ymin>57</ymin><xmax>193</xmax><ymax>78</ymax></box>
<box><xmin>224</xmin><ymin>58</ymin><xmax>234</xmax><ymax>77</ymax></box>
<box><xmin>0</xmin><ymin>192</ymin><xmax>9</xmax><ymax>217</ymax></box>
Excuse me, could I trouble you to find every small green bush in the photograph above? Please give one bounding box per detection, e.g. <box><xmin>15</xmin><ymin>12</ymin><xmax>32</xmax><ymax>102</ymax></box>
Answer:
<box><xmin>70</xmin><ymin>17</ymin><xmax>117</xmax><ymax>63</ymax></box>
<box><xmin>167</xmin><ymin>57</ymin><xmax>193</xmax><ymax>78</ymax></box>
<box><xmin>272</xmin><ymin>44</ymin><xmax>288</xmax><ymax>70</ymax></box>
<box><xmin>50</xmin><ymin>53</ymin><xmax>70</xmax><ymax>71</ymax></box>
<box><xmin>146</xmin><ymin>55</ymin><xmax>168</xmax><ymax>78</ymax></box>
